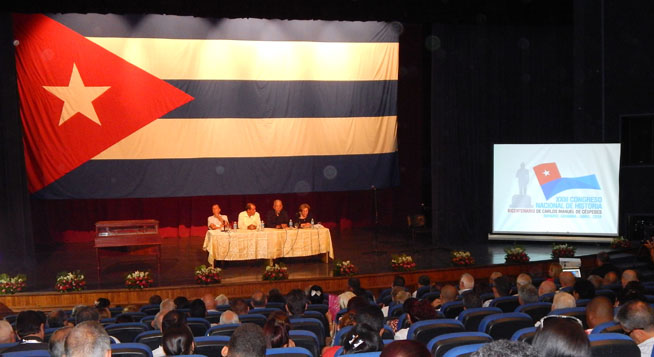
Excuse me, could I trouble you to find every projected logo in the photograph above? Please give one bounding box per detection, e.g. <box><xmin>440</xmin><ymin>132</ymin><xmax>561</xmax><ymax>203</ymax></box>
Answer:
<box><xmin>533</xmin><ymin>162</ymin><xmax>601</xmax><ymax>200</ymax></box>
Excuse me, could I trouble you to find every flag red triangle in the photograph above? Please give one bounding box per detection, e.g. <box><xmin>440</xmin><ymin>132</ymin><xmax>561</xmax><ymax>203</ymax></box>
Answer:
<box><xmin>13</xmin><ymin>14</ymin><xmax>194</xmax><ymax>193</ymax></box>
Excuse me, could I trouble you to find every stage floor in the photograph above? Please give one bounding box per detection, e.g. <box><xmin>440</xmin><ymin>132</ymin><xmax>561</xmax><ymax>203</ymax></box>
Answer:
<box><xmin>14</xmin><ymin>228</ymin><xmax>614</xmax><ymax>292</ymax></box>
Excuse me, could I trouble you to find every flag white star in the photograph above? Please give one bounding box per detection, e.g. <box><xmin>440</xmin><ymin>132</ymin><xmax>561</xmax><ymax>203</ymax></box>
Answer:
<box><xmin>543</xmin><ymin>170</ymin><xmax>550</xmax><ymax>176</ymax></box>
<box><xmin>43</xmin><ymin>63</ymin><xmax>111</xmax><ymax>126</ymax></box>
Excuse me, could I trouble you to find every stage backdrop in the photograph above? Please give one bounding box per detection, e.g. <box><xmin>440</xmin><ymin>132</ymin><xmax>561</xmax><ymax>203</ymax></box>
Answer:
<box><xmin>12</xmin><ymin>14</ymin><xmax>400</xmax><ymax>199</ymax></box>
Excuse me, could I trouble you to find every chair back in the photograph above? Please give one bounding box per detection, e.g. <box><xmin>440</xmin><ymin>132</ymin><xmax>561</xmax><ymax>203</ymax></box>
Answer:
<box><xmin>489</xmin><ymin>296</ymin><xmax>520</xmax><ymax>313</ymax></box>
<box><xmin>549</xmin><ymin>307</ymin><xmax>588</xmax><ymax>329</ymax></box>
<box><xmin>307</xmin><ymin>304</ymin><xmax>328</xmax><ymax>314</ymax></box>
<box><xmin>2</xmin><ymin>351</ymin><xmax>52</xmax><ymax>357</ymax></box>
<box><xmin>187</xmin><ymin>317</ymin><xmax>211</xmax><ymax>336</ymax></box>
<box><xmin>289</xmin><ymin>330</ymin><xmax>320</xmax><ymax>357</ymax></box>
<box><xmin>478</xmin><ymin>312</ymin><xmax>533</xmax><ymax>340</ymax></box>
<box><xmin>206</xmin><ymin>311</ymin><xmax>222</xmax><ymax>324</ymax></box>
<box><xmin>591</xmin><ymin>321</ymin><xmax>625</xmax><ymax>335</ymax></box>
<box><xmin>139</xmin><ymin>304</ymin><xmax>160</xmax><ymax>316</ymax></box>
<box><xmin>134</xmin><ymin>329</ymin><xmax>162</xmax><ymax>350</ymax></box>
<box><xmin>442</xmin><ymin>343</ymin><xmax>487</xmax><ymax>357</ymax></box>
<box><xmin>457</xmin><ymin>307</ymin><xmax>502</xmax><ymax>332</ymax></box>
<box><xmin>290</xmin><ymin>317</ymin><xmax>325</xmax><ymax>347</ymax></box>
<box><xmin>104</xmin><ymin>322</ymin><xmax>150</xmax><ymax>343</ymax></box>
<box><xmin>514</xmin><ymin>302</ymin><xmax>552</xmax><ymax>322</ymax></box>
<box><xmin>250</xmin><ymin>307</ymin><xmax>282</xmax><ymax>317</ymax></box>
<box><xmin>206</xmin><ymin>323</ymin><xmax>240</xmax><ymax>337</ymax></box>
<box><xmin>588</xmin><ymin>333</ymin><xmax>640</xmax><ymax>357</ymax></box>
<box><xmin>239</xmin><ymin>313</ymin><xmax>267</xmax><ymax>327</ymax></box>
<box><xmin>265</xmin><ymin>346</ymin><xmax>314</xmax><ymax>357</ymax></box>
<box><xmin>194</xmin><ymin>335</ymin><xmax>230</xmax><ymax>357</ymax></box>
<box><xmin>510</xmin><ymin>327</ymin><xmax>537</xmax><ymax>344</ymax></box>
<box><xmin>427</xmin><ymin>332</ymin><xmax>492</xmax><ymax>357</ymax></box>
<box><xmin>110</xmin><ymin>342</ymin><xmax>153</xmax><ymax>357</ymax></box>
<box><xmin>407</xmin><ymin>319</ymin><xmax>465</xmax><ymax>345</ymax></box>
<box><xmin>441</xmin><ymin>301</ymin><xmax>465</xmax><ymax>319</ymax></box>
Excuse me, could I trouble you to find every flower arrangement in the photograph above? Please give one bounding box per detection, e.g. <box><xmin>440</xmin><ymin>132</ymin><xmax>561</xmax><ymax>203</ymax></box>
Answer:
<box><xmin>611</xmin><ymin>236</ymin><xmax>631</xmax><ymax>249</ymax></box>
<box><xmin>551</xmin><ymin>243</ymin><xmax>576</xmax><ymax>259</ymax></box>
<box><xmin>333</xmin><ymin>260</ymin><xmax>358</xmax><ymax>277</ymax></box>
<box><xmin>391</xmin><ymin>254</ymin><xmax>416</xmax><ymax>272</ymax></box>
<box><xmin>0</xmin><ymin>274</ymin><xmax>27</xmax><ymax>295</ymax></box>
<box><xmin>263</xmin><ymin>263</ymin><xmax>289</xmax><ymax>281</ymax></box>
<box><xmin>504</xmin><ymin>246</ymin><xmax>530</xmax><ymax>263</ymax></box>
<box><xmin>55</xmin><ymin>271</ymin><xmax>86</xmax><ymax>293</ymax></box>
<box><xmin>194</xmin><ymin>265</ymin><xmax>222</xmax><ymax>285</ymax></box>
<box><xmin>451</xmin><ymin>251</ymin><xmax>475</xmax><ymax>266</ymax></box>
<box><xmin>125</xmin><ymin>270</ymin><xmax>154</xmax><ymax>289</ymax></box>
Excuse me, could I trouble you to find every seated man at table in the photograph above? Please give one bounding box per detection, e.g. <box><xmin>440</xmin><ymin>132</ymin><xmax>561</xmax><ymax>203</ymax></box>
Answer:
<box><xmin>238</xmin><ymin>203</ymin><xmax>261</xmax><ymax>230</ymax></box>
<box><xmin>265</xmin><ymin>199</ymin><xmax>289</xmax><ymax>229</ymax></box>
<box><xmin>208</xmin><ymin>204</ymin><xmax>229</xmax><ymax>230</ymax></box>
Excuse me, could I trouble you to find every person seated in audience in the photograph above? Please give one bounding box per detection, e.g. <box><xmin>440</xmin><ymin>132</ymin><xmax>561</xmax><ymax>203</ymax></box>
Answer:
<box><xmin>153</xmin><ymin>310</ymin><xmax>189</xmax><ymax>357</ymax></box>
<box><xmin>395</xmin><ymin>298</ymin><xmax>439</xmax><ymax>340</ymax></box>
<box><xmin>174</xmin><ymin>296</ymin><xmax>190</xmax><ymax>309</ymax></box>
<box><xmin>324</xmin><ymin>305</ymin><xmax>386</xmax><ymax>357</ymax></box>
<box><xmin>47</xmin><ymin>309</ymin><xmax>67</xmax><ymax>328</ymax></box>
<box><xmin>551</xmin><ymin>292</ymin><xmax>576</xmax><ymax>311</ymax></box>
<box><xmin>383</xmin><ymin>288</ymin><xmax>411</xmax><ymax>317</ymax></box>
<box><xmin>622</xmin><ymin>269</ymin><xmax>639</xmax><ymax>288</ymax></box>
<box><xmin>618</xmin><ymin>281</ymin><xmax>646</xmax><ymax>306</ymax></box>
<box><xmin>587</xmin><ymin>274</ymin><xmax>603</xmax><ymax>290</ymax></box>
<box><xmin>539</xmin><ymin>280</ymin><xmax>557</xmax><ymax>297</ymax></box>
<box><xmin>64</xmin><ymin>321</ymin><xmax>112</xmax><ymax>357</ymax></box>
<box><xmin>208</xmin><ymin>203</ymin><xmax>229</xmax><ymax>230</ymax></box>
<box><xmin>97</xmin><ymin>307</ymin><xmax>111</xmax><ymax>320</ymax></box>
<box><xmin>75</xmin><ymin>305</ymin><xmax>100</xmax><ymax>325</ymax></box>
<box><xmin>163</xmin><ymin>326</ymin><xmax>195</xmax><ymax>356</ymax></box>
<box><xmin>602</xmin><ymin>271</ymin><xmax>619</xmax><ymax>287</ymax></box>
<box><xmin>488</xmin><ymin>271</ymin><xmax>502</xmax><ymax>285</ymax></box>
<box><xmin>238</xmin><ymin>202</ymin><xmax>261</xmax><ymax>230</ymax></box>
<box><xmin>558</xmin><ymin>272</ymin><xmax>576</xmax><ymax>290</ymax></box>
<box><xmin>431</xmin><ymin>284</ymin><xmax>457</xmax><ymax>310</ymax></box>
<box><xmin>0</xmin><ymin>319</ymin><xmax>15</xmax><ymax>345</ymax></box>
<box><xmin>251</xmin><ymin>291</ymin><xmax>267</xmax><ymax>308</ymax></box>
<box><xmin>471</xmin><ymin>339</ymin><xmax>537</xmax><ymax>357</ymax></box>
<box><xmin>547</xmin><ymin>262</ymin><xmax>563</xmax><ymax>283</ymax></box>
<box><xmin>572</xmin><ymin>278</ymin><xmax>595</xmax><ymax>301</ymax></box>
<box><xmin>392</xmin><ymin>275</ymin><xmax>406</xmax><ymax>290</ymax></box>
<box><xmin>615</xmin><ymin>299</ymin><xmax>654</xmax><ymax>356</ymax></box>
<box><xmin>381</xmin><ymin>340</ymin><xmax>431</xmax><ymax>357</ymax></box>
<box><xmin>589</xmin><ymin>251</ymin><xmax>619</xmax><ymax>278</ymax></box>
<box><xmin>203</xmin><ymin>293</ymin><xmax>218</xmax><ymax>312</ymax></box>
<box><xmin>268</xmin><ymin>288</ymin><xmax>285</xmax><ymax>303</ymax></box>
<box><xmin>122</xmin><ymin>304</ymin><xmax>139</xmax><ymax>313</ymax></box>
<box><xmin>532</xmin><ymin>316</ymin><xmax>590</xmax><ymax>357</ymax></box>
<box><xmin>231</xmin><ymin>298</ymin><xmax>250</xmax><ymax>315</ymax></box>
<box><xmin>462</xmin><ymin>290</ymin><xmax>482</xmax><ymax>309</ymax></box>
<box><xmin>413</xmin><ymin>275</ymin><xmax>431</xmax><ymax>298</ymax></box>
<box><xmin>265</xmin><ymin>199</ymin><xmax>289</xmax><ymax>229</ymax></box>
<box><xmin>459</xmin><ymin>273</ymin><xmax>475</xmax><ymax>294</ymax></box>
<box><xmin>153</xmin><ymin>298</ymin><xmax>176</xmax><ymax>330</ymax></box>
<box><xmin>149</xmin><ymin>294</ymin><xmax>163</xmax><ymax>305</ymax></box>
<box><xmin>94</xmin><ymin>298</ymin><xmax>110</xmax><ymax>310</ymax></box>
<box><xmin>263</xmin><ymin>310</ymin><xmax>295</xmax><ymax>348</ymax></box>
<box><xmin>308</xmin><ymin>284</ymin><xmax>326</xmax><ymax>305</ymax></box>
<box><xmin>190</xmin><ymin>298</ymin><xmax>207</xmax><ymax>318</ymax></box>
<box><xmin>483</xmin><ymin>275</ymin><xmax>512</xmax><ymax>307</ymax></box>
<box><xmin>585</xmin><ymin>296</ymin><xmax>614</xmax><ymax>334</ymax></box>
<box><xmin>296</xmin><ymin>203</ymin><xmax>314</xmax><ymax>228</ymax></box>
<box><xmin>518</xmin><ymin>284</ymin><xmax>539</xmax><ymax>305</ymax></box>
<box><xmin>219</xmin><ymin>310</ymin><xmax>240</xmax><ymax>325</ymax></box>
<box><xmin>115</xmin><ymin>314</ymin><xmax>133</xmax><ymax>323</ymax></box>
<box><xmin>48</xmin><ymin>326</ymin><xmax>72</xmax><ymax>357</ymax></box>
<box><xmin>216</xmin><ymin>293</ymin><xmax>230</xmax><ymax>306</ymax></box>
<box><xmin>347</xmin><ymin>277</ymin><xmax>373</xmax><ymax>301</ymax></box>
<box><xmin>516</xmin><ymin>273</ymin><xmax>533</xmax><ymax>288</ymax></box>
<box><xmin>221</xmin><ymin>323</ymin><xmax>267</xmax><ymax>357</ymax></box>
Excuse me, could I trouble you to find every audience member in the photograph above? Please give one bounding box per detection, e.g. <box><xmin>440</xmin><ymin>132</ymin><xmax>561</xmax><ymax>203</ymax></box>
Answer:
<box><xmin>190</xmin><ymin>298</ymin><xmax>207</xmax><ymax>318</ymax></box>
<box><xmin>0</xmin><ymin>319</ymin><xmax>15</xmax><ymax>344</ymax></box>
<box><xmin>459</xmin><ymin>273</ymin><xmax>475</xmax><ymax>293</ymax></box>
<box><xmin>48</xmin><ymin>326</ymin><xmax>72</xmax><ymax>357</ymax></box>
<box><xmin>219</xmin><ymin>310</ymin><xmax>240</xmax><ymax>325</ymax></box>
<box><xmin>381</xmin><ymin>340</ymin><xmax>430</xmax><ymax>357</ymax></box>
<box><xmin>603</xmin><ymin>271</ymin><xmax>618</xmax><ymax>287</ymax></box>
<box><xmin>622</xmin><ymin>269</ymin><xmax>639</xmax><ymax>288</ymax></box>
<box><xmin>483</xmin><ymin>276</ymin><xmax>511</xmax><ymax>307</ymax></box>
<box><xmin>573</xmin><ymin>279</ymin><xmax>596</xmax><ymax>301</ymax></box>
<box><xmin>64</xmin><ymin>321</ymin><xmax>112</xmax><ymax>357</ymax></box>
<box><xmin>47</xmin><ymin>309</ymin><xmax>67</xmax><ymax>328</ymax></box>
<box><xmin>203</xmin><ymin>293</ymin><xmax>218</xmax><ymax>312</ymax></box>
<box><xmin>231</xmin><ymin>298</ymin><xmax>250</xmax><ymax>315</ymax></box>
<box><xmin>251</xmin><ymin>291</ymin><xmax>267</xmax><ymax>308</ymax></box>
<box><xmin>589</xmin><ymin>251</ymin><xmax>619</xmax><ymax>278</ymax></box>
<box><xmin>94</xmin><ymin>298</ymin><xmax>110</xmax><ymax>310</ymax></box>
<box><xmin>551</xmin><ymin>292</ymin><xmax>576</xmax><ymax>311</ymax></box>
<box><xmin>348</xmin><ymin>277</ymin><xmax>372</xmax><ymax>301</ymax></box>
<box><xmin>558</xmin><ymin>272</ymin><xmax>576</xmax><ymax>290</ymax></box>
<box><xmin>97</xmin><ymin>307</ymin><xmax>111</xmax><ymax>320</ymax></box>
<box><xmin>153</xmin><ymin>298</ymin><xmax>176</xmax><ymax>330</ymax></box>
<box><xmin>587</xmin><ymin>275</ymin><xmax>603</xmax><ymax>290</ymax></box>
<box><xmin>75</xmin><ymin>305</ymin><xmax>100</xmax><ymax>325</ymax></box>
<box><xmin>308</xmin><ymin>285</ymin><xmax>325</xmax><ymax>305</ymax></box>
<box><xmin>216</xmin><ymin>293</ymin><xmax>230</xmax><ymax>306</ymax></box>
<box><xmin>395</xmin><ymin>299</ymin><xmax>438</xmax><ymax>340</ymax></box>
<box><xmin>548</xmin><ymin>262</ymin><xmax>563</xmax><ymax>283</ymax></box>
<box><xmin>263</xmin><ymin>310</ymin><xmax>295</xmax><ymax>348</ymax></box>
<box><xmin>122</xmin><ymin>304</ymin><xmax>139</xmax><ymax>313</ymax></box>
<box><xmin>432</xmin><ymin>284</ymin><xmax>457</xmax><ymax>309</ymax></box>
<box><xmin>382</xmin><ymin>287</ymin><xmax>410</xmax><ymax>317</ymax></box>
<box><xmin>471</xmin><ymin>339</ymin><xmax>537</xmax><ymax>357</ymax></box>
<box><xmin>615</xmin><ymin>300</ymin><xmax>654</xmax><ymax>356</ymax></box>
<box><xmin>538</xmin><ymin>280</ymin><xmax>557</xmax><ymax>296</ymax></box>
<box><xmin>516</xmin><ymin>273</ymin><xmax>532</xmax><ymax>288</ymax></box>
<box><xmin>518</xmin><ymin>284</ymin><xmax>539</xmax><ymax>305</ymax></box>
<box><xmin>532</xmin><ymin>316</ymin><xmax>590</xmax><ymax>357</ymax></box>
<box><xmin>162</xmin><ymin>326</ymin><xmax>195</xmax><ymax>355</ymax></box>
<box><xmin>462</xmin><ymin>291</ymin><xmax>482</xmax><ymax>309</ymax></box>
<box><xmin>393</xmin><ymin>275</ymin><xmax>406</xmax><ymax>289</ymax></box>
<box><xmin>618</xmin><ymin>281</ymin><xmax>646</xmax><ymax>306</ymax></box>
<box><xmin>286</xmin><ymin>289</ymin><xmax>308</xmax><ymax>316</ymax></box>
<box><xmin>149</xmin><ymin>294</ymin><xmax>163</xmax><ymax>305</ymax></box>
<box><xmin>221</xmin><ymin>323</ymin><xmax>267</xmax><ymax>357</ymax></box>
<box><xmin>153</xmin><ymin>310</ymin><xmax>189</xmax><ymax>357</ymax></box>
<box><xmin>342</xmin><ymin>323</ymin><xmax>384</xmax><ymax>354</ymax></box>
<box><xmin>585</xmin><ymin>296</ymin><xmax>614</xmax><ymax>333</ymax></box>
<box><xmin>174</xmin><ymin>296</ymin><xmax>190</xmax><ymax>309</ymax></box>
<box><xmin>1</xmin><ymin>310</ymin><xmax>48</xmax><ymax>353</ymax></box>
<box><xmin>488</xmin><ymin>272</ymin><xmax>503</xmax><ymax>286</ymax></box>
<box><xmin>413</xmin><ymin>275</ymin><xmax>431</xmax><ymax>298</ymax></box>
<box><xmin>267</xmin><ymin>289</ymin><xmax>285</xmax><ymax>304</ymax></box>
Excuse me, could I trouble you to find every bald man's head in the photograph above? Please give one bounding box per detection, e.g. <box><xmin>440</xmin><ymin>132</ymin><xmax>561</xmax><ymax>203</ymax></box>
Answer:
<box><xmin>586</xmin><ymin>296</ymin><xmax>614</xmax><ymax>329</ymax></box>
<box><xmin>622</xmin><ymin>270</ymin><xmax>639</xmax><ymax>288</ymax></box>
<box><xmin>440</xmin><ymin>284</ymin><xmax>457</xmax><ymax>304</ymax></box>
<box><xmin>459</xmin><ymin>273</ymin><xmax>475</xmax><ymax>291</ymax></box>
<box><xmin>0</xmin><ymin>320</ymin><xmax>15</xmax><ymax>344</ymax></box>
<box><xmin>603</xmin><ymin>271</ymin><xmax>618</xmax><ymax>286</ymax></box>
<box><xmin>559</xmin><ymin>272</ymin><xmax>576</xmax><ymax>288</ymax></box>
<box><xmin>552</xmin><ymin>292</ymin><xmax>576</xmax><ymax>311</ymax></box>
<box><xmin>538</xmin><ymin>280</ymin><xmax>557</xmax><ymax>296</ymax></box>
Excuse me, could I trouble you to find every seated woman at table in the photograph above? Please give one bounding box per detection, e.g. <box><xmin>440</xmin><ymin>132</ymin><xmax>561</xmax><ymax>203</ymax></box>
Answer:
<box><xmin>296</xmin><ymin>203</ymin><xmax>314</xmax><ymax>228</ymax></box>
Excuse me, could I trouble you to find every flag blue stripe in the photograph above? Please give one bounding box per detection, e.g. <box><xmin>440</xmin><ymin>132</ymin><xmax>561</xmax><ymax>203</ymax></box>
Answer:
<box><xmin>163</xmin><ymin>80</ymin><xmax>397</xmax><ymax>119</ymax></box>
<box><xmin>34</xmin><ymin>153</ymin><xmax>400</xmax><ymax>199</ymax></box>
<box><xmin>541</xmin><ymin>175</ymin><xmax>601</xmax><ymax>200</ymax></box>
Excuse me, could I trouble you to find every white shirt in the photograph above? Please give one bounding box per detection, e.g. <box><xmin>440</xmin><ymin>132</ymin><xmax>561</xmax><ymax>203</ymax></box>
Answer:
<box><xmin>394</xmin><ymin>328</ymin><xmax>409</xmax><ymax>340</ymax></box>
<box><xmin>152</xmin><ymin>345</ymin><xmax>165</xmax><ymax>357</ymax></box>
<box><xmin>638</xmin><ymin>336</ymin><xmax>654</xmax><ymax>357</ymax></box>
<box><xmin>208</xmin><ymin>214</ymin><xmax>228</xmax><ymax>229</ymax></box>
<box><xmin>238</xmin><ymin>211</ymin><xmax>261</xmax><ymax>229</ymax></box>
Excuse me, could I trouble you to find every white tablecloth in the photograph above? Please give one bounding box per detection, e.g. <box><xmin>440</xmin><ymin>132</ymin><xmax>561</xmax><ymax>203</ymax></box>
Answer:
<box><xmin>202</xmin><ymin>227</ymin><xmax>334</xmax><ymax>265</ymax></box>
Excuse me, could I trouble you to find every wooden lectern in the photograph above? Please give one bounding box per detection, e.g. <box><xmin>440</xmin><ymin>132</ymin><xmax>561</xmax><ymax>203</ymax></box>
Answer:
<box><xmin>94</xmin><ymin>219</ymin><xmax>162</xmax><ymax>286</ymax></box>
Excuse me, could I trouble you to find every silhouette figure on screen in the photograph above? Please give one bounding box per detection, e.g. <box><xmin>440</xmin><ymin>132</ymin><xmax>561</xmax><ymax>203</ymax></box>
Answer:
<box><xmin>510</xmin><ymin>162</ymin><xmax>533</xmax><ymax>208</ymax></box>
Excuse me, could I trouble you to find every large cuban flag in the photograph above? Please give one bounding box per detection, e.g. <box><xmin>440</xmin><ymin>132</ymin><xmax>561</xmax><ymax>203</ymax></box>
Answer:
<box><xmin>533</xmin><ymin>162</ymin><xmax>601</xmax><ymax>200</ymax></box>
<box><xmin>12</xmin><ymin>13</ymin><xmax>399</xmax><ymax>199</ymax></box>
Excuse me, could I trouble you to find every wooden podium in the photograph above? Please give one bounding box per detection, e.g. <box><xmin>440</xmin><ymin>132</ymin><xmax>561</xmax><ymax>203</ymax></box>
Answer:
<box><xmin>94</xmin><ymin>220</ymin><xmax>162</xmax><ymax>286</ymax></box>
